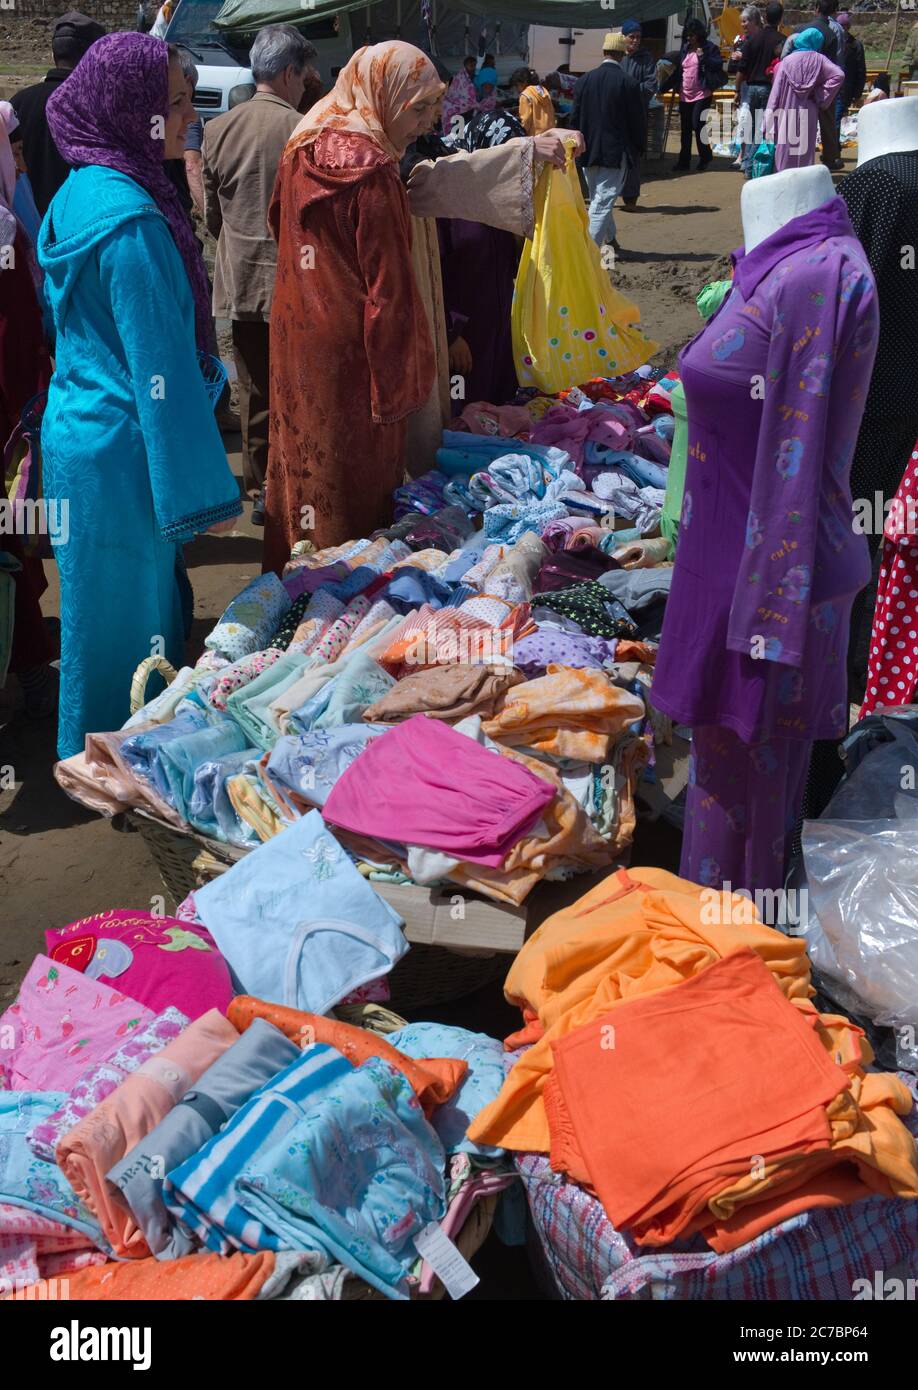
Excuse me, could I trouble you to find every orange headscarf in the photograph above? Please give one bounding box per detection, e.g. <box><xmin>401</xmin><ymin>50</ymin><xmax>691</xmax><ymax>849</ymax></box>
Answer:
<box><xmin>288</xmin><ymin>40</ymin><xmax>445</xmax><ymax>162</ymax></box>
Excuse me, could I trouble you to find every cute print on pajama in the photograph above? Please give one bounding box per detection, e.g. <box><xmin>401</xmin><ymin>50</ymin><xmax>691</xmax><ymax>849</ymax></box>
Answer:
<box><xmin>710</xmin><ymin>326</ymin><xmax>746</xmax><ymax>362</ymax></box>
<box><xmin>800</xmin><ymin>352</ymin><xmax>832</xmax><ymax>396</ymax></box>
<box><xmin>745</xmin><ymin>512</ymin><xmax>764</xmax><ymax>550</ymax></box>
<box><xmin>775</xmin><ymin>437</ymin><xmax>804</xmax><ymax>480</ymax></box>
<box><xmin>775</xmin><ymin>563</ymin><xmax>811</xmax><ymax>604</ymax></box>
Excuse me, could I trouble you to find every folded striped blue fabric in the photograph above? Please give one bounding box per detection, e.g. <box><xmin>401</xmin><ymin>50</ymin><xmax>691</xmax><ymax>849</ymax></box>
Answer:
<box><xmin>236</xmin><ymin>1058</ymin><xmax>446</xmax><ymax>1300</ymax></box>
<box><xmin>163</xmin><ymin>1044</ymin><xmax>352</xmax><ymax>1255</ymax></box>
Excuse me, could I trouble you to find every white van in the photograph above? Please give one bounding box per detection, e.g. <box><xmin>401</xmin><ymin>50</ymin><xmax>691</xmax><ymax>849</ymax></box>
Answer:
<box><xmin>164</xmin><ymin>0</ymin><xmax>354</xmax><ymax>121</ymax></box>
<box><xmin>527</xmin><ymin>5</ymin><xmax>713</xmax><ymax>78</ymax></box>
<box><xmin>165</xmin><ymin>0</ymin><xmax>535</xmax><ymax>118</ymax></box>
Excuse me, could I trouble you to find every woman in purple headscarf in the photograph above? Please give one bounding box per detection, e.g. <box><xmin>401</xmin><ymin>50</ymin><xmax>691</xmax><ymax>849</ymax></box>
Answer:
<box><xmin>37</xmin><ymin>32</ymin><xmax>241</xmax><ymax>759</ymax></box>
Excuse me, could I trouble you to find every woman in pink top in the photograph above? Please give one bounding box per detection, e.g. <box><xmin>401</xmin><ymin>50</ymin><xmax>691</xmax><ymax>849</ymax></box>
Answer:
<box><xmin>671</xmin><ymin>17</ymin><xmax>725</xmax><ymax>172</ymax></box>
<box><xmin>765</xmin><ymin>28</ymin><xmax>844</xmax><ymax>171</ymax></box>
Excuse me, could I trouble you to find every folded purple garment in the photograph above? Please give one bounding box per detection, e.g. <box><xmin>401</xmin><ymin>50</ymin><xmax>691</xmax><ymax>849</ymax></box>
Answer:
<box><xmin>323</xmin><ymin>714</ymin><xmax>555</xmax><ymax>867</ymax></box>
<box><xmin>283</xmin><ymin>562</ymin><xmax>352</xmax><ymax>603</ymax></box>
<box><xmin>512</xmin><ymin>629</ymin><xmax>619</xmax><ymax>676</ymax></box>
<box><xmin>536</xmin><ymin>549</ymin><xmax>615</xmax><ymax>591</ymax></box>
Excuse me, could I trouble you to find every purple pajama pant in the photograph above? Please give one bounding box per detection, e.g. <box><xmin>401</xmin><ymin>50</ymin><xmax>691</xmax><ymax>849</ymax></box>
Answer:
<box><xmin>680</xmin><ymin>725</ymin><xmax>811</xmax><ymax>897</ymax></box>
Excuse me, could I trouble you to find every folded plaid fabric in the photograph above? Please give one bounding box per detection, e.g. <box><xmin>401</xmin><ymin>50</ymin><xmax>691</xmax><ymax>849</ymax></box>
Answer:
<box><xmin>376</xmin><ymin>602</ymin><xmax>535</xmax><ymax>675</ymax></box>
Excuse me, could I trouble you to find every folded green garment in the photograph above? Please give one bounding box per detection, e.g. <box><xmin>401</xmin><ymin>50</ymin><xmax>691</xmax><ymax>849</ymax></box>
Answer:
<box><xmin>225</xmin><ymin>650</ymin><xmax>312</xmax><ymax>751</ymax></box>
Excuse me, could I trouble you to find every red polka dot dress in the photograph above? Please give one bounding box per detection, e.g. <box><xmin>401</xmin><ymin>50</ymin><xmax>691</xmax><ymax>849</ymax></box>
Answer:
<box><xmin>861</xmin><ymin>444</ymin><xmax>918</xmax><ymax>718</ymax></box>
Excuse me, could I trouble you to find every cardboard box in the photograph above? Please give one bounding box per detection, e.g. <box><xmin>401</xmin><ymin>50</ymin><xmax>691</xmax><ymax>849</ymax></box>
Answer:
<box><xmin>191</xmin><ymin>848</ymin><xmax>527</xmax><ymax>954</ymax></box>
<box><xmin>372</xmin><ymin>882</ymin><xmax>527</xmax><ymax>954</ymax></box>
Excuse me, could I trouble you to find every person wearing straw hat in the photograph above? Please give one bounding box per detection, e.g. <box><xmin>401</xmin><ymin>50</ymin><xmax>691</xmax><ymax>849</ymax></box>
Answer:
<box><xmin>569</xmin><ymin>30</ymin><xmax>646</xmax><ymax>246</ymax></box>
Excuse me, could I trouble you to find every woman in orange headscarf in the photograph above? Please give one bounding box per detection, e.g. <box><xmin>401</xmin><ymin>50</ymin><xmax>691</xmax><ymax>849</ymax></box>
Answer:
<box><xmin>263</xmin><ymin>42</ymin><xmax>445</xmax><ymax>572</ymax></box>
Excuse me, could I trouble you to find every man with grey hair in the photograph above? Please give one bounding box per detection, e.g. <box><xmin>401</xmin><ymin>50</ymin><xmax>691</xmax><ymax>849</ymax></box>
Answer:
<box><xmin>203</xmin><ymin>24</ymin><xmax>320</xmax><ymax>517</ymax></box>
<box><xmin>729</xmin><ymin>3</ymin><xmax>782</xmax><ymax>177</ymax></box>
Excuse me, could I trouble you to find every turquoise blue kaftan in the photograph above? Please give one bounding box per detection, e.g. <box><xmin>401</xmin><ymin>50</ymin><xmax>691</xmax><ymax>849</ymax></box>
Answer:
<box><xmin>38</xmin><ymin>166</ymin><xmax>241</xmax><ymax>758</ymax></box>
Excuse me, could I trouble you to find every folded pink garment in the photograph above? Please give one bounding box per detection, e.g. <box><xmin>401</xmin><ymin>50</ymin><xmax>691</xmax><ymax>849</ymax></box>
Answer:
<box><xmin>45</xmin><ymin>910</ymin><xmax>235</xmax><ymax>1020</ymax></box>
<box><xmin>567</xmin><ymin>527</ymin><xmax>608</xmax><ymax>551</ymax></box>
<box><xmin>55</xmin><ymin>1009</ymin><xmax>239</xmax><ymax>1259</ymax></box>
<box><xmin>27</xmin><ymin>1007</ymin><xmax>189</xmax><ymax>1162</ymax></box>
<box><xmin>417</xmin><ymin>1170</ymin><xmax>516</xmax><ymax>1295</ymax></box>
<box><xmin>454</xmin><ymin>401</ymin><xmax>533</xmax><ymax>438</ymax></box>
<box><xmin>322</xmin><ymin>714</ymin><xmax>555</xmax><ymax>867</ymax></box>
<box><xmin>0</xmin><ymin>1204</ymin><xmax>100</xmax><ymax>1290</ymax></box>
<box><xmin>54</xmin><ymin>726</ymin><xmax>186</xmax><ymax>826</ymax></box>
<box><xmin>0</xmin><ymin>956</ymin><xmax>154</xmax><ymax>1092</ymax></box>
<box><xmin>541</xmin><ymin>516</ymin><xmax>596</xmax><ymax>547</ymax></box>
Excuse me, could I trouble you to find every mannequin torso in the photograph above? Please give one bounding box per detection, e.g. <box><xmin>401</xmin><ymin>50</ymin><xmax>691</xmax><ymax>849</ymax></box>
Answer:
<box><xmin>857</xmin><ymin>95</ymin><xmax>918</xmax><ymax>165</ymax></box>
<box><xmin>740</xmin><ymin>164</ymin><xmax>835</xmax><ymax>250</ymax></box>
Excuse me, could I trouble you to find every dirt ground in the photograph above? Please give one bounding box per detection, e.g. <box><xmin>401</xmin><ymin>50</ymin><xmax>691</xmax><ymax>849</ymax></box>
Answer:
<box><xmin>1</xmin><ymin>141</ymin><xmax>868</xmax><ymax>1007</ymax></box>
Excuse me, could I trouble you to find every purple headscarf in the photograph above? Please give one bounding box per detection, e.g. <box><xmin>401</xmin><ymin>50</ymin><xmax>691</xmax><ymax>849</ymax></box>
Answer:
<box><xmin>46</xmin><ymin>31</ymin><xmax>212</xmax><ymax>350</ymax></box>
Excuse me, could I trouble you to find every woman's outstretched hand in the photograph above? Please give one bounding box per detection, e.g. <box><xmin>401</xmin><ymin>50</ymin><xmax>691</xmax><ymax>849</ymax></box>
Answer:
<box><xmin>533</xmin><ymin>129</ymin><xmax>584</xmax><ymax>166</ymax></box>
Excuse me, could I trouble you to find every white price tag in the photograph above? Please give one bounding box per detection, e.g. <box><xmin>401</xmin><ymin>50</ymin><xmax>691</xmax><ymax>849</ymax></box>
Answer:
<box><xmin>414</xmin><ymin>1222</ymin><xmax>480</xmax><ymax>1300</ymax></box>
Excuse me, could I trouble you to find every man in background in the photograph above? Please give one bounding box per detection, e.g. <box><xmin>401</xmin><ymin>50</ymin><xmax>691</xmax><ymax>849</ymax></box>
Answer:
<box><xmin>183</xmin><ymin>116</ymin><xmax>206</xmax><ymax>216</ymax></box>
<box><xmin>837</xmin><ymin>12</ymin><xmax>867</xmax><ymax>128</ymax></box>
<box><xmin>10</xmin><ymin>11</ymin><xmax>106</xmax><ymax>216</ymax></box>
<box><xmin>765</xmin><ymin>1</ymin><xmax>785</xmax><ymax>36</ymax></box>
<box><xmin>729</xmin><ymin>4</ymin><xmax>784</xmax><ymax>178</ymax></box>
<box><xmin>906</xmin><ymin>19</ymin><xmax>918</xmax><ymax>81</ymax></box>
<box><xmin>619</xmin><ymin>19</ymin><xmax>657</xmax><ymax>208</ymax></box>
<box><xmin>570</xmin><ymin>31</ymin><xmax>645</xmax><ymax>248</ymax></box>
<box><xmin>203</xmin><ymin>25</ymin><xmax>318</xmax><ymax>523</ymax></box>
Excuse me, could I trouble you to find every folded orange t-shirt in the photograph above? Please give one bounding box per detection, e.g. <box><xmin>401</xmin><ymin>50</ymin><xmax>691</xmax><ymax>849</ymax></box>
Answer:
<box><xmin>545</xmin><ymin>949</ymin><xmax>851</xmax><ymax>1236</ymax></box>
<box><xmin>706</xmin><ymin>1165</ymin><xmax>872</xmax><ymax>1254</ymax></box>
<box><xmin>470</xmin><ymin>868</ymin><xmax>814</xmax><ymax>1153</ymax></box>
<box><xmin>227</xmin><ymin>996</ymin><xmax>467</xmax><ymax>1117</ymax></box>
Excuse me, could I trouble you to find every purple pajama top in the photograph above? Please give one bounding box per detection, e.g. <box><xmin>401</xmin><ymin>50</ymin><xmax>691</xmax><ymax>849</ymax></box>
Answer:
<box><xmin>652</xmin><ymin>197</ymin><xmax>878</xmax><ymax>744</ymax></box>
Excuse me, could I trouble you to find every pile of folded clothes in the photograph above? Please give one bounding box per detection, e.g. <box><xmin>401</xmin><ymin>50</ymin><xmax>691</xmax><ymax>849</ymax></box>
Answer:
<box><xmin>467</xmin><ymin>866</ymin><xmax>918</xmax><ymax>1298</ymax></box>
<box><xmin>11</xmin><ymin>865</ymin><xmax>916</xmax><ymax>1302</ymax></box>
<box><xmin>53</xmin><ymin>367</ymin><xmax>683</xmax><ymax>909</ymax></box>
<box><xmin>0</xmin><ymin>913</ymin><xmax>518</xmax><ymax>1302</ymax></box>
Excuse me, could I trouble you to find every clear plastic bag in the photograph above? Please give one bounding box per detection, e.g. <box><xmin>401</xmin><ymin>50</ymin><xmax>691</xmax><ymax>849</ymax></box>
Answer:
<box><xmin>802</xmin><ymin>814</ymin><xmax>918</xmax><ymax>1070</ymax></box>
<box><xmin>797</xmin><ymin>708</ymin><xmax>918</xmax><ymax>1069</ymax></box>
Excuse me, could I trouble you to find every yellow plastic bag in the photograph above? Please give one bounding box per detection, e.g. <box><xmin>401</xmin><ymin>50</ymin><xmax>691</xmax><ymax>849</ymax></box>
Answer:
<box><xmin>512</xmin><ymin>147</ymin><xmax>659</xmax><ymax>393</ymax></box>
